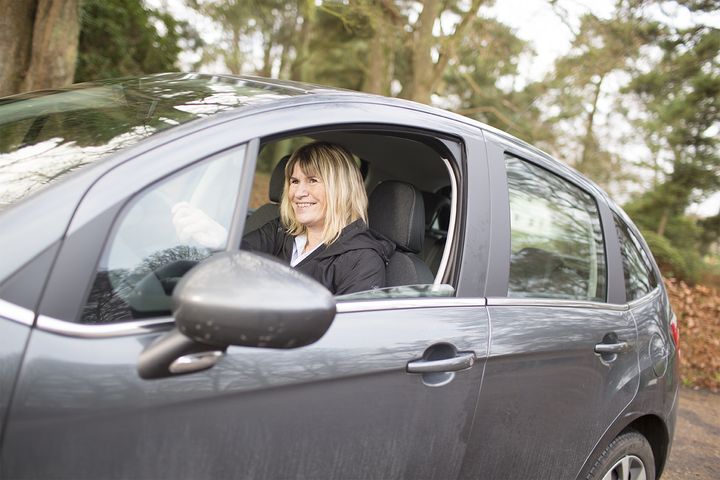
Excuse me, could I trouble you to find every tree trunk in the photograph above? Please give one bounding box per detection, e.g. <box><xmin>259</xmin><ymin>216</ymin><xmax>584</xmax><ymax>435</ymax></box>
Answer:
<box><xmin>0</xmin><ymin>0</ymin><xmax>38</xmax><ymax>97</ymax></box>
<box><xmin>402</xmin><ymin>0</ymin><xmax>441</xmax><ymax>103</ymax></box>
<box><xmin>578</xmin><ymin>74</ymin><xmax>604</xmax><ymax>171</ymax></box>
<box><xmin>400</xmin><ymin>0</ymin><xmax>482</xmax><ymax>103</ymax></box>
<box><xmin>290</xmin><ymin>0</ymin><xmax>315</xmax><ymax>82</ymax></box>
<box><xmin>657</xmin><ymin>208</ymin><xmax>669</xmax><ymax>237</ymax></box>
<box><xmin>227</xmin><ymin>25</ymin><xmax>242</xmax><ymax>74</ymax></box>
<box><xmin>259</xmin><ymin>39</ymin><xmax>274</xmax><ymax>77</ymax></box>
<box><xmin>362</xmin><ymin>21</ymin><xmax>388</xmax><ymax>94</ymax></box>
<box><xmin>22</xmin><ymin>0</ymin><xmax>81</xmax><ymax>92</ymax></box>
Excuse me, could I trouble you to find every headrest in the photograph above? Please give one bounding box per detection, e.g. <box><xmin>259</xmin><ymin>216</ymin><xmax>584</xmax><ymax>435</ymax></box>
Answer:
<box><xmin>269</xmin><ymin>155</ymin><xmax>290</xmax><ymax>203</ymax></box>
<box><xmin>422</xmin><ymin>191</ymin><xmax>451</xmax><ymax>231</ymax></box>
<box><xmin>369</xmin><ymin>181</ymin><xmax>425</xmax><ymax>253</ymax></box>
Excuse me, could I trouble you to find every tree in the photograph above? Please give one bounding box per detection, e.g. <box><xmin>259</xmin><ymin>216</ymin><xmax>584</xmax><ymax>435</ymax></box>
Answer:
<box><xmin>75</xmin><ymin>0</ymin><xmax>201</xmax><ymax>82</ymax></box>
<box><xmin>622</xmin><ymin>7</ymin><xmax>719</xmax><ymax>282</ymax></box>
<box><xmin>186</xmin><ymin>0</ymin><xmax>308</xmax><ymax>78</ymax></box>
<box><xmin>628</xmin><ymin>25</ymin><xmax>719</xmax><ymax>221</ymax></box>
<box><xmin>187</xmin><ymin>0</ymin><xmax>507</xmax><ymax>103</ymax></box>
<box><xmin>0</xmin><ymin>0</ymin><xmax>81</xmax><ymax>97</ymax></box>
<box><xmin>535</xmin><ymin>9</ymin><xmax>659</xmax><ymax>192</ymax></box>
<box><xmin>441</xmin><ymin>16</ymin><xmax>551</xmax><ymax>146</ymax></box>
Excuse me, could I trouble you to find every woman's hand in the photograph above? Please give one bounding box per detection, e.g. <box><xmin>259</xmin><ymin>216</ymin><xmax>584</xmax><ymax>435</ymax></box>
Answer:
<box><xmin>171</xmin><ymin>201</ymin><xmax>228</xmax><ymax>250</ymax></box>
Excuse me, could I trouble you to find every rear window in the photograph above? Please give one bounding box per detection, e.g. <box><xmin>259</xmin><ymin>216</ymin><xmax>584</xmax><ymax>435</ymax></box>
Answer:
<box><xmin>506</xmin><ymin>155</ymin><xmax>607</xmax><ymax>302</ymax></box>
<box><xmin>0</xmin><ymin>73</ymin><xmax>299</xmax><ymax>211</ymax></box>
<box><xmin>613</xmin><ymin>214</ymin><xmax>658</xmax><ymax>301</ymax></box>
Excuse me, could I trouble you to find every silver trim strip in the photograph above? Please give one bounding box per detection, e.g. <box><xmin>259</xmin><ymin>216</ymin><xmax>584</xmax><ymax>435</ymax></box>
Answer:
<box><xmin>627</xmin><ymin>286</ymin><xmax>661</xmax><ymax>308</ymax></box>
<box><xmin>0</xmin><ymin>298</ymin><xmax>35</xmax><ymax>326</ymax></box>
<box><xmin>337</xmin><ymin>297</ymin><xmax>486</xmax><ymax>313</ymax></box>
<box><xmin>486</xmin><ymin>297</ymin><xmax>628</xmax><ymax>311</ymax></box>
<box><xmin>33</xmin><ymin>297</ymin><xmax>488</xmax><ymax>338</ymax></box>
<box><xmin>36</xmin><ymin>315</ymin><xmax>173</xmax><ymax>338</ymax></box>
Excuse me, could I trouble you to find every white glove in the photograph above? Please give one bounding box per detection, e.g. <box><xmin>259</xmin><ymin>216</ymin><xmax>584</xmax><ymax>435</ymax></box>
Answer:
<box><xmin>171</xmin><ymin>201</ymin><xmax>228</xmax><ymax>250</ymax></box>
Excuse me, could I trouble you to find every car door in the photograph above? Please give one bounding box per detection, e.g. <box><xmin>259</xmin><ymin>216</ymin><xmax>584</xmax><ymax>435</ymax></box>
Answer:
<box><xmin>1</xmin><ymin>106</ymin><xmax>491</xmax><ymax>479</ymax></box>
<box><xmin>459</xmin><ymin>136</ymin><xmax>640</xmax><ymax>480</ymax></box>
<box><xmin>0</xmin><ymin>227</ymin><xmax>62</xmax><ymax>445</ymax></box>
<box><xmin>0</xmin><ymin>315</ymin><xmax>31</xmax><ymax>443</ymax></box>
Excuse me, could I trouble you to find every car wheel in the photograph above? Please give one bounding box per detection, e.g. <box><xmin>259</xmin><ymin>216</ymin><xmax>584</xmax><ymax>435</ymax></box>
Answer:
<box><xmin>586</xmin><ymin>430</ymin><xmax>655</xmax><ymax>480</ymax></box>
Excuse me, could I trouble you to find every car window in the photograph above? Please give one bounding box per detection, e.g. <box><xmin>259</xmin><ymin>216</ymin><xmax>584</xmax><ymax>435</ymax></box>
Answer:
<box><xmin>241</xmin><ymin>133</ymin><xmax>457</xmax><ymax>299</ymax></box>
<box><xmin>613</xmin><ymin>214</ymin><xmax>658</xmax><ymax>301</ymax></box>
<box><xmin>80</xmin><ymin>147</ymin><xmax>245</xmax><ymax>323</ymax></box>
<box><xmin>506</xmin><ymin>154</ymin><xmax>606</xmax><ymax>301</ymax></box>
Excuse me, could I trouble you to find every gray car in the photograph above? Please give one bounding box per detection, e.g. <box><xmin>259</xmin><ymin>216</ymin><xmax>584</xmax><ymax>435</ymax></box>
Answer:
<box><xmin>0</xmin><ymin>73</ymin><xmax>679</xmax><ymax>480</ymax></box>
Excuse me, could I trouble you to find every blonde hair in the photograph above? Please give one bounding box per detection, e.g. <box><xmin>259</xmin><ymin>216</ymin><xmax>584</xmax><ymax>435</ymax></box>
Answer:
<box><xmin>280</xmin><ymin>142</ymin><xmax>368</xmax><ymax>245</ymax></box>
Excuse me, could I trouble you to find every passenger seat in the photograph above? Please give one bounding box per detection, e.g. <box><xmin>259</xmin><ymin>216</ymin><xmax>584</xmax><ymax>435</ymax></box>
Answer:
<box><xmin>368</xmin><ymin>181</ymin><xmax>434</xmax><ymax>286</ymax></box>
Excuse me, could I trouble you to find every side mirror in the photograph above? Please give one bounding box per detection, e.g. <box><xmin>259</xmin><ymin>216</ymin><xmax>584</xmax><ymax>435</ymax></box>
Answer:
<box><xmin>174</xmin><ymin>250</ymin><xmax>336</xmax><ymax>349</ymax></box>
<box><xmin>138</xmin><ymin>251</ymin><xmax>336</xmax><ymax>379</ymax></box>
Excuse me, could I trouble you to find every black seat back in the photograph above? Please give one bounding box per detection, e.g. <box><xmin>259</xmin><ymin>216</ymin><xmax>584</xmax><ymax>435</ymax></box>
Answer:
<box><xmin>244</xmin><ymin>155</ymin><xmax>289</xmax><ymax>233</ymax></box>
<box><xmin>368</xmin><ymin>181</ymin><xmax>434</xmax><ymax>286</ymax></box>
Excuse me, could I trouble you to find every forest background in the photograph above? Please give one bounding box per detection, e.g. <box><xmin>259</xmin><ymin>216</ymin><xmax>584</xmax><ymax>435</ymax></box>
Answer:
<box><xmin>1</xmin><ymin>0</ymin><xmax>718</xmax><ymax>388</ymax></box>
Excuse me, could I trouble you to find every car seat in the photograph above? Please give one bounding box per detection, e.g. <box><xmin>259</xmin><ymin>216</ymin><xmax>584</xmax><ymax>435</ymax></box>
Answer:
<box><xmin>243</xmin><ymin>155</ymin><xmax>289</xmax><ymax>233</ymax></box>
<box><xmin>368</xmin><ymin>181</ymin><xmax>434</xmax><ymax>286</ymax></box>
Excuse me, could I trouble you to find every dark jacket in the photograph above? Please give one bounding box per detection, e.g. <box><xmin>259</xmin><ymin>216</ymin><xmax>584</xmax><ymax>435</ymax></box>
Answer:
<box><xmin>242</xmin><ymin>219</ymin><xmax>395</xmax><ymax>295</ymax></box>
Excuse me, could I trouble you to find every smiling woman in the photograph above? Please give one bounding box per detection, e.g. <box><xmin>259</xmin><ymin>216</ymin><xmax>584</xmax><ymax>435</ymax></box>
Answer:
<box><xmin>242</xmin><ymin>142</ymin><xmax>394</xmax><ymax>295</ymax></box>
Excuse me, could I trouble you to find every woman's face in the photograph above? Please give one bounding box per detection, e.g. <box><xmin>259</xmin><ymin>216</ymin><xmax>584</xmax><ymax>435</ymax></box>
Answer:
<box><xmin>288</xmin><ymin>163</ymin><xmax>327</xmax><ymax>231</ymax></box>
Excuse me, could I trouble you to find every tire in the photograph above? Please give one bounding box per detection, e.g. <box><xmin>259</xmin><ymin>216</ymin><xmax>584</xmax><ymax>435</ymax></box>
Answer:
<box><xmin>585</xmin><ymin>430</ymin><xmax>656</xmax><ymax>480</ymax></box>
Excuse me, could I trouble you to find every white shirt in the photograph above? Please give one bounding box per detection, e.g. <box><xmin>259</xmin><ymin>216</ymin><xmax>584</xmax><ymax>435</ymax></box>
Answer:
<box><xmin>291</xmin><ymin>234</ymin><xmax>321</xmax><ymax>267</ymax></box>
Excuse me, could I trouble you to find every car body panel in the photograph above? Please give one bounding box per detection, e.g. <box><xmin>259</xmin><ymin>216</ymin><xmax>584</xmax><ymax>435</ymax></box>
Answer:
<box><xmin>460</xmin><ymin>303</ymin><xmax>639</xmax><ymax>479</ymax></box>
<box><xmin>2</xmin><ymin>305</ymin><xmax>489</xmax><ymax>479</ymax></box>
<box><xmin>0</xmin><ymin>319</ymin><xmax>30</xmax><ymax>443</ymax></box>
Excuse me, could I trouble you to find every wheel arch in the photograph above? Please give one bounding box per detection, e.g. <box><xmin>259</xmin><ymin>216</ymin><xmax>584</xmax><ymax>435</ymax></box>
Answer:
<box><xmin>577</xmin><ymin>413</ymin><xmax>670</xmax><ymax>480</ymax></box>
<box><xmin>621</xmin><ymin>414</ymin><xmax>670</xmax><ymax>478</ymax></box>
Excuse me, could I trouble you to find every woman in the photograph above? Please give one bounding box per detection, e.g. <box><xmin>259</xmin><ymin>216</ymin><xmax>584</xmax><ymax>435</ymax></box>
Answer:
<box><xmin>242</xmin><ymin>141</ymin><xmax>394</xmax><ymax>295</ymax></box>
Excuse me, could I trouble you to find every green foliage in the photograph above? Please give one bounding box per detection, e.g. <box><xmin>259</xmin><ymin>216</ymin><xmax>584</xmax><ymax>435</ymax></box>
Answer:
<box><xmin>641</xmin><ymin>229</ymin><xmax>699</xmax><ymax>282</ymax></box>
<box><xmin>536</xmin><ymin>12</ymin><xmax>658</xmax><ymax>192</ymax></box>
<box><xmin>75</xmin><ymin>0</ymin><xmax>202</xmax><ymax>82</ymax></box>
<box><xmin>443</xmin><ymin>17</ymin><xmax>542</xmax><ymax>141</ymax></box>
<box><xmin>699</xmin><ymin>213</ymin><xmax>720</xmax><ymax>255</ymax></box>
<box><xmin>628</xmin><ymin>25</ymin><xmax>720</xmax><ymax>208</ymax></box>
<box><xmin>305</xmin><ymin>5</ymin><xmax>370</xmax><ymax>90</ymax></box>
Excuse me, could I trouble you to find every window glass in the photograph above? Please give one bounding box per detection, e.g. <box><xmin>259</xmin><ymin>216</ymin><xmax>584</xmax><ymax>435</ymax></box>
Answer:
<box><xmin>81</xmin><ymin>147</ymin><xmax>245</xmax><ymax>323</ymax></box>
<box><xmin>614</xmin><ymin>214</ymin><xmax>658</xmax><ymax>301</ymax></box>
<box><xmin>506</xmin><ymin>155</ymin><xmax>606</xmax><ymax>301</ymax></box>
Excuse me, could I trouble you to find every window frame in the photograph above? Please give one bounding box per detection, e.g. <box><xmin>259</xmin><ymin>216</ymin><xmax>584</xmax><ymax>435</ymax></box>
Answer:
<box><xmin>79</xmin><ymin>146</ymin><xmax>250</xmax><ymax>324</ymax></box>
<box><xmin>236</xmin><ymin>125</ymin><xmax>466</xmax><ymax>298</ymax></box>
<box><xmin>481</xmin><ymin>130</ymin><xmax>625</xmax><ymax>305</ymax></box>
<box><xmin>35</xmin><ymin>100</ymin><xmax>488</xmax><ymax>337</ymax></box>
<box><xmin>504</xmin><ymin>153</ymin><xmax>608</xmax><ymax>303</ymax></box>
<box><xmin>35</xmin><ymin>122</ymin><xmax>255</xmax><ymax>327</ymax></box>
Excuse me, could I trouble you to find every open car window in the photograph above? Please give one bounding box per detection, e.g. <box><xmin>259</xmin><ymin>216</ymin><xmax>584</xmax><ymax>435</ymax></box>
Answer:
<box><xmin>242</xmin><ymin>130</ymin><xmax>459</xmax><ymax>300</ymax></box>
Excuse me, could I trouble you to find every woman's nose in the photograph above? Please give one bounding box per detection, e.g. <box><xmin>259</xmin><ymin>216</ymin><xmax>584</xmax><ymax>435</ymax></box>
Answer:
<box><xmin>295</xmin><ymin>184</ymin><xmax>308</xmax><ymax>197</ymax></box>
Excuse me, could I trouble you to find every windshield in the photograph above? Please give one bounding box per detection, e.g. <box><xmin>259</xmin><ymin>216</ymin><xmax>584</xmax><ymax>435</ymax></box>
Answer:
<box><xmin>0</xmin><ymin>73</ymin><xmax>302</xmax><ymax>211</ymax></box>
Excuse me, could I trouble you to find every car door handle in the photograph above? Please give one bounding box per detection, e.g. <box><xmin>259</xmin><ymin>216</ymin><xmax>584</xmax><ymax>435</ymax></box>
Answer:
<box><xmin>594</xmin><ymin>342</ymin><xmax>631</xmax><ymax>354</ymax></box>
<box><xmin>407</xmin><ymin>352</ymin><xmax>475</xmax><ymax>373</ymax></box>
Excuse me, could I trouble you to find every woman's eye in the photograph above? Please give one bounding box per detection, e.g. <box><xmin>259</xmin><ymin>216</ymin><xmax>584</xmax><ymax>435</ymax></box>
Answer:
<box><xmin>309</xmin><ymin>178</ymin><xmax>319</xmax><ymax>183</ymax></box>
<box><xmin>289</xmin><ymin>179</ymin><xmax>299</xmax><ymax>184</ymax></box>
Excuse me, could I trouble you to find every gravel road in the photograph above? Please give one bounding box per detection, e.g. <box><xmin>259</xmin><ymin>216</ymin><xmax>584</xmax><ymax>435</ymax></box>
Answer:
<box><xmin>663</xmin><ymin>387</ymin><xmax>720</xmax><ymax>479</ymax></box>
